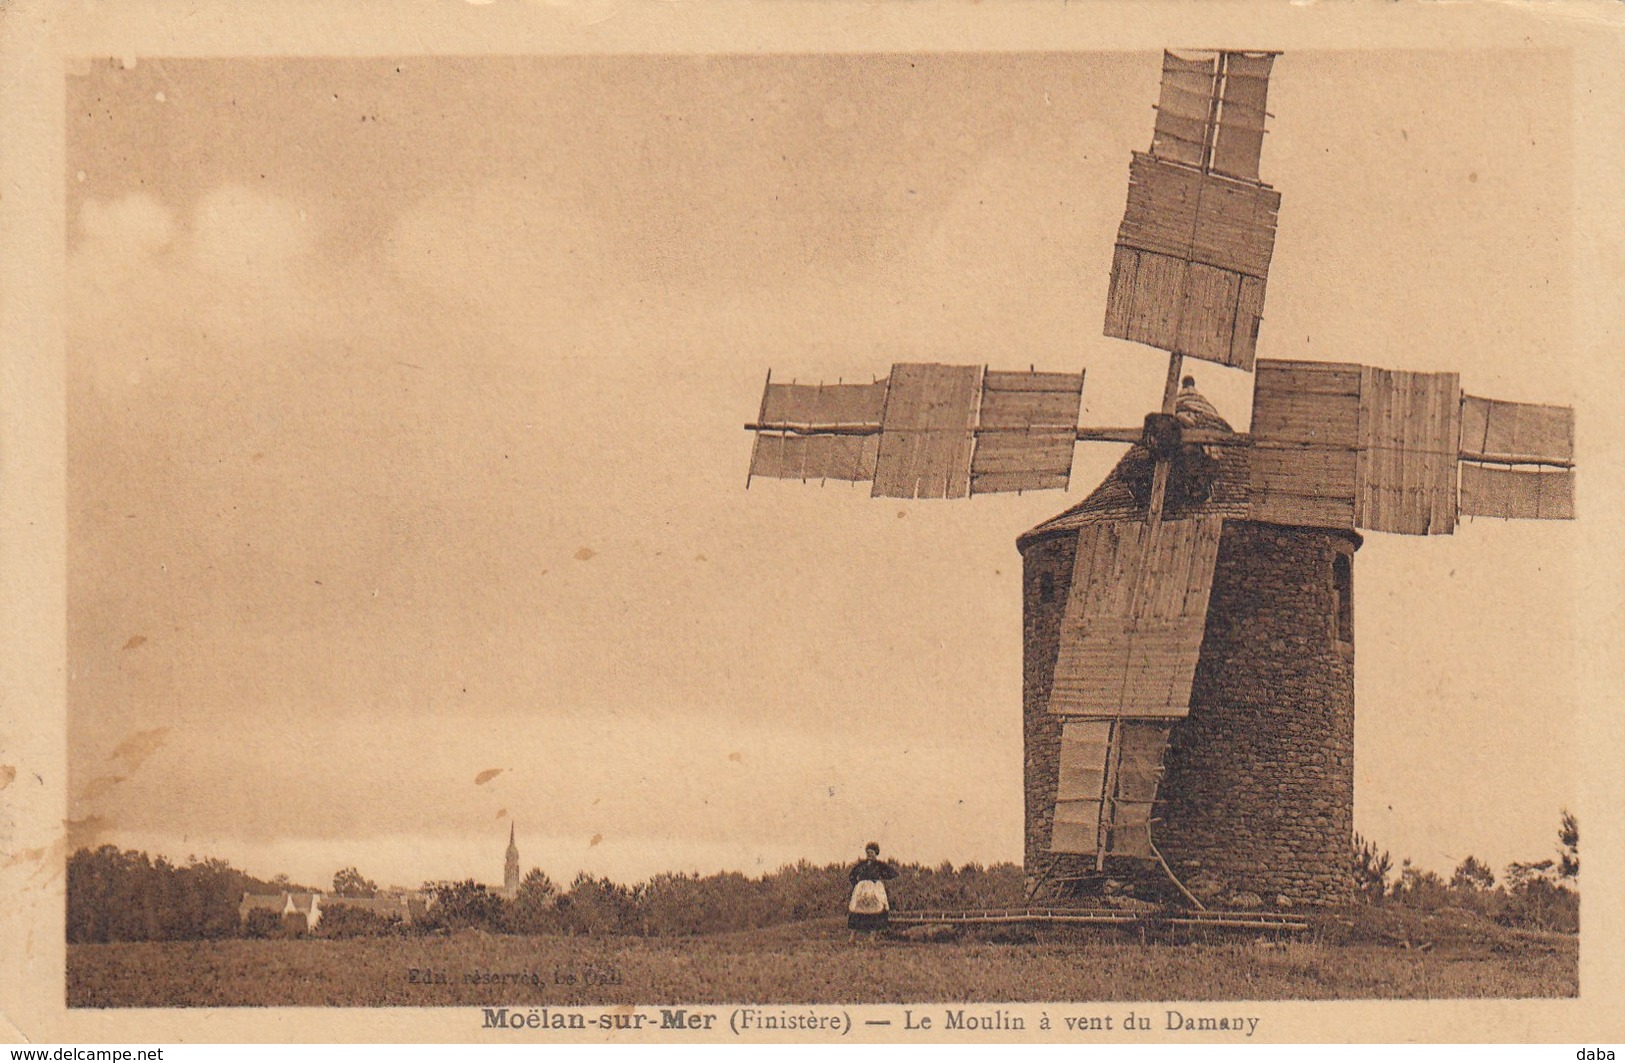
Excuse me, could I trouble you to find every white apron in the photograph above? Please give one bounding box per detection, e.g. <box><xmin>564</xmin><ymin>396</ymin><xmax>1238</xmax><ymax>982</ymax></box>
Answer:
<box><xmin>848</xmin><ymin>878</ymin><xmax>889</xmax><ymax>915</ymax></box>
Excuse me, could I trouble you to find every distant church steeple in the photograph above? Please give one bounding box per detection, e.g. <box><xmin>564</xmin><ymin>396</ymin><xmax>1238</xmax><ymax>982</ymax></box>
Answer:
<box><xmin>503</xmin><ymin>823</ymin><xmax>521</xmax><ymax>897</ymax></box>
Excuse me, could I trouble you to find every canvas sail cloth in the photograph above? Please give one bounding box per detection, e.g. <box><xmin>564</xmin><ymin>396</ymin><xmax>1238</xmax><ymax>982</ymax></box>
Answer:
<box><xmin>748</xmin><ymin>379</ymin><xmax>888</xmax><ymax>484</ymax></box>
<box><xmin>1105</xmin><ymin>51</ymin><xmax>1280</xmax><ymax>371</ymax></box>
<box><xmin>1044</xmin><ymin>516</ymin><xmax>1224</xmax><ymax>858</ymax></box>
<box><xmin>1458</xmin><ymin>395</ymin><xmax>1575</xmax><ymax>520</ymax></box>
<box><xmin>1050</xmin><ymin>718</ymin><xmax>1171</xmax><ymax>858</ymax></box>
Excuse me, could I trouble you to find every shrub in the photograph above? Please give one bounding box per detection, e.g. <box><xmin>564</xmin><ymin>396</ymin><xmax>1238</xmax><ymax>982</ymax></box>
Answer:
<box><xmin>1389</xmin><ymin>860</ymin><xmax>1451</xmax><ymax>911</ymax></box>
<box><xmin>241</xmin><ymin>908</ymin><xmax>283</xmax><ymax>939</ymax></box>
<box><xmin>506</xmin><ymin>868</ymin><xmax>561</xmax><ymax>934</ymax></box>
<box><xmin>315</xmin><ymin>904</ymin><xmax>404</xmax><ymax>939</ymax></box>
<box><xmin>558</xmin><ymin>873</ymin><xmax>634</xmax><ymax>936</ymax></box>
<box><xmin>1351</xmin><ymin>834</ymin><xmax>1392</xmax><ymax>904</ymax></box>
<box><xmin>1450</xmin><ymin>856</ymin><xmax>1495</xmax><ymax>892</ymax></box>
<box><xmin>1558</xmin><ymin>810</ymin><xmax>1579</xmax><ymax>882</ymax></box>
<box><xmin>331</xmin><ymin>867</ymin><xmax>379</xmax><ymax>898</ymax></box>
<box><xmin>67</xmin><ymin>846</ymin><xmax>302</xmax><ymax>943</ymax></box>
<box><xmin>421</xmin><ymin>880</ymin><xmax>508</xmax><ymax>932</ymax></box>
<box><xmin>1498</xmin><ymin>879</ymin><xmax>1578</xmax><ymax>933</ymax></box>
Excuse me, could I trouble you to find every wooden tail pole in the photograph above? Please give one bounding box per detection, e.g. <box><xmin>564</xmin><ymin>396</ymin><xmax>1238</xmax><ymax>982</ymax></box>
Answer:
<box><xmin>1151</xmin><ymin>836</ymin><xmax>1206</xmax><ymax>911</ymax></box>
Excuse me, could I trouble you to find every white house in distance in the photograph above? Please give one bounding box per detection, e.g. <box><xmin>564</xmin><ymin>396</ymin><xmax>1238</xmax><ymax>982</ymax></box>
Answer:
<box><xmin>237</xmin><ymin>891</ymin><xmax>326</xmax><ymax>932</ymax></box>
<box><xmin>237</xmin><ymin>890</ymin><xmax>428</xmax><ymax>932</ymax></box>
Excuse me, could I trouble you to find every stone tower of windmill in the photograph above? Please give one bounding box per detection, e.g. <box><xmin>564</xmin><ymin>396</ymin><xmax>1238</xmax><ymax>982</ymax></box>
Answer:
<box><xmin>1018</xmin><ymin>379</ymin><xmax>1358</xmax><ymax>908</ymax></box>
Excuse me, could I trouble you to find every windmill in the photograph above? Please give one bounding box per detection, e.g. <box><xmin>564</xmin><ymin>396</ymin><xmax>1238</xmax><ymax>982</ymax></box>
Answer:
<box><xmin>743</xmin><ymin>51</ymin><xmax>1575</xmax><ymax>909</ymax></box>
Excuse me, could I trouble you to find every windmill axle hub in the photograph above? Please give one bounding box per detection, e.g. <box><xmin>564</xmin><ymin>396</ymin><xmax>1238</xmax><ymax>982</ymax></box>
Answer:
<box><xmin>1142</xmin><ymin>413</ymin><xmax>1184</xmax><ymax>461</ymax></box>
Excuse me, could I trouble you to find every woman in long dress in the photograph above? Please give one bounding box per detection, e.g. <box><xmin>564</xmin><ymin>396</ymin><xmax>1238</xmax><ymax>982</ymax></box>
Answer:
<box><xmin>847</xmin><ymin>842</ymin><xmax>899</xmax><ymax>936</ymax></box>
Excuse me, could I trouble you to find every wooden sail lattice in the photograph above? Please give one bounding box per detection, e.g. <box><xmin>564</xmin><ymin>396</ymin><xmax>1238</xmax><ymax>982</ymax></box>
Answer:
<box><xmin>1047</xmin><ymin>516</ymin><xmax>1225</xmax><ymax>718</ymax></box>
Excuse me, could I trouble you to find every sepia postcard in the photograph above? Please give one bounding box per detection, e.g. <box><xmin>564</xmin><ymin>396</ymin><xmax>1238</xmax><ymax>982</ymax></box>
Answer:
<box><xmin>1</xmin><ymin>0</ymin><xmax>1623</xmax><ymax>1046</ymax></box>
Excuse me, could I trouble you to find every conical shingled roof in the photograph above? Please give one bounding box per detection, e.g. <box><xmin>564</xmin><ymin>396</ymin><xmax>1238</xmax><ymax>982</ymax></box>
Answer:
<box><xmin>1017</xmin><ymin>380</ymin><xmax>1252</xmax><ymax>550</ymax></box>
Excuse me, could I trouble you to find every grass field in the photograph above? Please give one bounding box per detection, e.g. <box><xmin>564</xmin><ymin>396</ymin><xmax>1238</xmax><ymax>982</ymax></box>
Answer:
<box><xmin>67</xmin><ymin>909</ymin><xmax>1576</xmax><ymax>1008</ymax></box>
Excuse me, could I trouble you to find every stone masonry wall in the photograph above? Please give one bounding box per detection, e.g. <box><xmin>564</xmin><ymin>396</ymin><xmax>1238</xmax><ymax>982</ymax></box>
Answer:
<box><xmin>1021</xmin><ymin>520</ymin><xmax>1357</xmax><ymax>908</ymax></box>
<box><xmin>1156</xmin><ymin>522</ymin><xmax>1356</xmax><ymax>908</ymax></box>
<box><xmin>1020</xmin><ymin>532</ymin><xmax>1078</xmax><ymax>881</ymax></box>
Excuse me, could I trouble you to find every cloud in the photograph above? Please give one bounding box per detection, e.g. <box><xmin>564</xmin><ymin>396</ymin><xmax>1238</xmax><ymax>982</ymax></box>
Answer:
<box><xmin>69</xmin><ymin>183</ymin><xmax>453</xmax><ymax>411</ymax></box>
<box><xmin>73</xmin><ymin>186</ymin><xmax>310</xmax><ymax>282</ymax></box>
<box><xmin>77</xmin><ymin>193</ymin><xmax>174</xmax><ymax>256</ymax></box>
<box><xmin>190</xmin><ymin>184</ymin><xmax>313</xmax><ymax>278</ymax></box>
<box><xmin>384</xmin><ymin>179</ymin><xmax>602</xmax><ymax>313</ymax></box>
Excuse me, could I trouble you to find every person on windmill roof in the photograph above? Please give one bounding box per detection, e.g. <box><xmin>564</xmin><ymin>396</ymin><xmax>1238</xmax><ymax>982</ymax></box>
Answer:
<box><xmin>847</xmin><ymin>841</ymin><xmax>898</xmax><ymax>940</ymax></box>
<box><xmin>1174</xmin><ymin>375</ymin><xmax>1225</xmax><ymax>428</ymax></box>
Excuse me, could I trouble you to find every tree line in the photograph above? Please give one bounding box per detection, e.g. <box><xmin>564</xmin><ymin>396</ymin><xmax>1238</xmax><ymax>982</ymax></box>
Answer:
<box><xmin>67</xmin><ymin>812</ymin><xmax>1579</xmax><ymax>943</ymax></box>
<box><xmin>66</xmin><ymin>846</ymin><xmax>314</xmax><ymax>943</ymax></box>
<box><xmin>1351</xmin><ymin>810</ymin><xmax>1579</xmax><ymax>933</ymax></box>
<box><xmin>66</xmin><ymin>847</ymin><xmax>1025</xmax><ymax>943</ymax></box>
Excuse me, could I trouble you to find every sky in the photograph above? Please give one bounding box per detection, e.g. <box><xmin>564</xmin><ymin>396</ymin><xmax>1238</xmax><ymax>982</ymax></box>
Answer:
<box><xmin>64</xmin><ymin>50</ymin><xmax>1578</xmax><ymax>892</ymax></box>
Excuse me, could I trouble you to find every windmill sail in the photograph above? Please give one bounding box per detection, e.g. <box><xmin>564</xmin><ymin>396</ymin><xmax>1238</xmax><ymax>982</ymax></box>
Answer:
<box><xmin>1247</xmin><ymin>360</ymin><xmax>1458</xmax><ymax>534</ymax></box>
<box><xmin>1247</xmin><ymin>359</ymin><xmax>1577</xmax><ymax>534</ymax></box>
<box><xmin>1353</xmin><ymin>366</ymin><xmax>1462</xmax><ymax>535</ymax></box>
<box><xmin>1049</xmin><ymin>718</ymin><xmax>1169</xmax><ymax>858</ymax></box>
<box><xmin>1150</xmin><ymin>51</ymin><xmax>1275</xmax><ymax>181</ymax></box>
<box><xmin>748</xmin><ymin>380</ymin><xmax>887</xmax><ymax>483</ymax></box>
<box><xmin>748</xmin><ymin>364</ymin><xmax>1084</xmax><ymax>498</ymax></box>
<box><xmin>1105</xmin><ymin>51</ymin><xmax>1280</xmax><ymax>371</ymax></box>
<box><xmin>1458</xmin><ymin>395</ymin><xmax>1575</xmax><ymax>520</ymax></box>
<box><xmin>1246</xmin><ymin>360</ymin><xmax>1362</xmax><ymax>529</ymax></box>
<box><xmin>1209</xmin><ymin>53</ymin><xmax>1274</xmax><ymax>182</ymax></box>
<box><xmin>1459</xmin><ymin>395</ymin><xmax>1574</xmax><ymax>463</ymax></box>
<box><xmin>1047</xmin><ymin>516</ymin><xmax>1225</xmax><ymax>718</ymax></box>
<box><xmin>1149</xmin><ymin>53</ymin><xmax>1217</xmax><ymax>168</ymax></box>
<box><xmin>1458</xmin><ymin>464</ymin><xmax>1575</xmax><ymax>520</ymax></box>
<box><xmin>870</xmin><ymin>363</ymin><xmax>984</xmax><ymax>499</ymax></box>
<box><xmin>970</xmin><ymin>371</ymin><xmax>1087</xmax><ymax>495</ymax></box>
